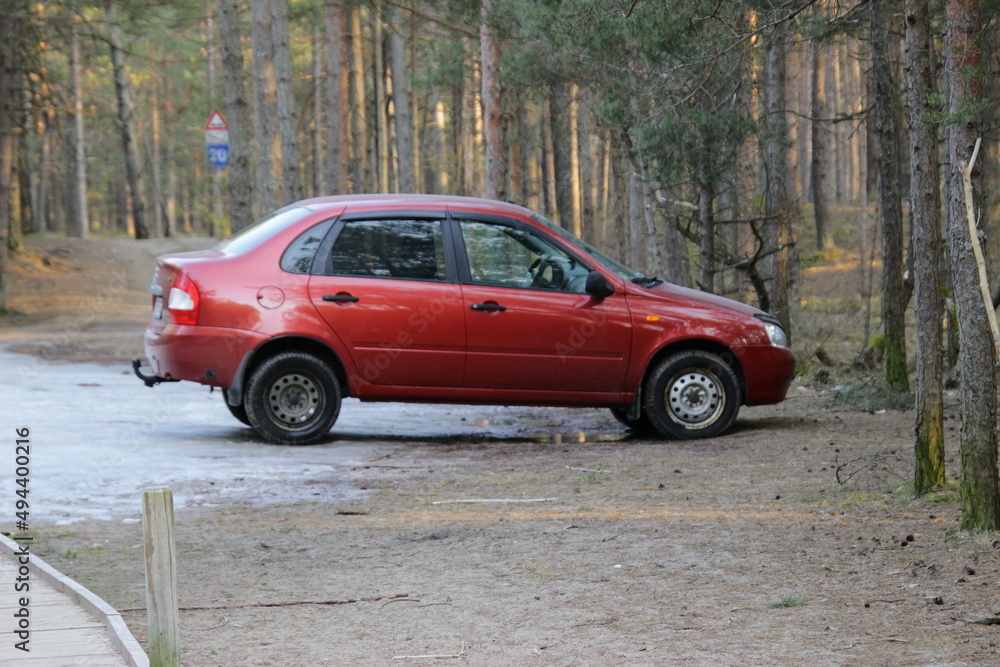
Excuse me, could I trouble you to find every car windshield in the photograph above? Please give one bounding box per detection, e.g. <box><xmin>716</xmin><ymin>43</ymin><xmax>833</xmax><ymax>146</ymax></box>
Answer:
<box><xmin>530</xmin><ymin>213</ymin><xmax>644</xmax><ymax>282</ymax></box>
<box><xmin>214</xmin><ymin>205</ymin><xmax>313</xmax><ymax>255</ymax></box>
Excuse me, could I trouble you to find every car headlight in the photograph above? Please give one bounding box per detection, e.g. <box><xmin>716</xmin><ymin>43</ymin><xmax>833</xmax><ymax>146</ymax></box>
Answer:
<box><xmin>763</xmin><ymin>321</ymin><xmax>788</xmax><ymax>348</ymax></box>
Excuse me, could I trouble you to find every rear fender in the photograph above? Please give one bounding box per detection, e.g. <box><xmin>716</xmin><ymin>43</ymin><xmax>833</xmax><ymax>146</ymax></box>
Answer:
<box><xmin>226</xmin><ymin>336</ymin><xmax>349</xmax><ymax>406</ymax></box>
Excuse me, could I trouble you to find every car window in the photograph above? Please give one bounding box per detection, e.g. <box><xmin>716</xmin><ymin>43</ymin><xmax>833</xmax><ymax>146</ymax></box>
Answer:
<box><xmin>281</xmin><ymin>218</ymin><xmax>336</xmax><ymax>274</ymax></box>
<box><xmin>458</xmin><ymin>220</ymin><xmax>590</xmax><ymax>293</ymax></box>
<box><xmin>214</xmin><ymin>205</ymin><xmax>313</xmax><ymax>255</ymax></box>
<box><xmin>323</xmin><ymin>219</ymin><xmax>446</xmax><ymax>281</ymax></box>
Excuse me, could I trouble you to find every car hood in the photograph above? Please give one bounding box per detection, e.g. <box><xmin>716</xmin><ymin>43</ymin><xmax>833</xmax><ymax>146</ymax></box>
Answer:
<box><xmin>640</xmin><ymin>281</ymin><xmax>767</xmax><ymax>319</ymax></box>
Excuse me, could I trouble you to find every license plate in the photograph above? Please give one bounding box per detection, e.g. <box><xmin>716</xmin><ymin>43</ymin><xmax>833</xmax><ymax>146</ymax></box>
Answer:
<box><xmin>152</xmin><ymin>296</ymin><xmax>163</xmax><ymax>320</ymax></box>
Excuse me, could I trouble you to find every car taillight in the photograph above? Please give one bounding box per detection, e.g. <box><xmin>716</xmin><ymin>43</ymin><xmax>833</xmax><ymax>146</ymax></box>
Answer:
<box><xmin>168</xmin><ymin>272</ymin><xmax>200</xmax><ymax>325</ymax></box>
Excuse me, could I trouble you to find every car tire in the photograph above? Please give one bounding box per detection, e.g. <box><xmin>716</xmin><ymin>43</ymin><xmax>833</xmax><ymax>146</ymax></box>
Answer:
<box><xmin>222</xmin><ymin>388</ymin><xmax>250</xmax><ymax>426</ymax></box>
<box><xmin>609</xmin><ymin>407</ymin><xmax>656</xmax><ymax>434</ymax></box>
<box><xmin>644</xmin><ymin>351</ymin><xmax>741</xmax><ymax>440</ymax></box>
<box><xmin>245</xmin><ymin>351</ymin><xmax>341</xmax><ymax>445</ymax></box>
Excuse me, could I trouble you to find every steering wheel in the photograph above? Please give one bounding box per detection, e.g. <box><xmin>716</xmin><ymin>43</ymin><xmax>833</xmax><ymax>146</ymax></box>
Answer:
<box><xmin>527</xmin><ymin>254</ymin><xmax>564</xmax><ymax>290</ymax></box>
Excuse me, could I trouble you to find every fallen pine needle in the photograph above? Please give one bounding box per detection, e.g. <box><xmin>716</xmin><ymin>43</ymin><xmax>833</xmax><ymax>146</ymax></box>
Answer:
<box><xmin>567</xmin><ymin>466</ymin><xmax>611</xmax><ymax>474</ymax></box>
<box><xmin>394</xmin><ymin>642</ymin><xmax>465</xmax><ymax>660</ymax></box>
<box><xmin>432</xmin><ymin>498</ymin><xmax>558</xmax><ymax>505</ymax></box>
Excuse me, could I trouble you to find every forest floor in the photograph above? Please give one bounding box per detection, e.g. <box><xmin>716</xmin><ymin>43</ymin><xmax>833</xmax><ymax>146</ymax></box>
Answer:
<box><xmin>2</xmin><ymin>235</ymin><xmax>1000</xmax><ymax>666</ymax></box>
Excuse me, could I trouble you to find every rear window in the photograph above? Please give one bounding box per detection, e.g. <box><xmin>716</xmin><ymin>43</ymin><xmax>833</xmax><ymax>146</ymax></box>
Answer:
<box><xmin>214</xmin><ymin>205</ymin><xmax>313</xmax><ymax>255</ymax></box>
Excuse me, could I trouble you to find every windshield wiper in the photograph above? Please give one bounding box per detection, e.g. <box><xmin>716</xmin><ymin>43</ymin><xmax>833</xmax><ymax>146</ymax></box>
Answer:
<box><xmin>631</xmin><ymin>274</ymin><xmax>663</xmax><ymax>287</ymax></box>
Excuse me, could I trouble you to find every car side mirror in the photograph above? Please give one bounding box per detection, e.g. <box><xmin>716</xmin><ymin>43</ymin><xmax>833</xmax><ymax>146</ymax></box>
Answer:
<box><xmin>585</xmin><ymin>271</ymin><xmax>616</xmax><ymax>298</ymax></box>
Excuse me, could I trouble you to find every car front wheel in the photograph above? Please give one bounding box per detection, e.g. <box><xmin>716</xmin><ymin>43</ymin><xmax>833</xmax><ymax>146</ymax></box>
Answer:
<box><xmin>644</xmin><ymin>351</ymin><xmax>740</xmax><ymax>440</ymax></box>
<box><xmin>245</xmin><ymin>351</ymin><xmax>341</xmax><ymax>445</ymax></box>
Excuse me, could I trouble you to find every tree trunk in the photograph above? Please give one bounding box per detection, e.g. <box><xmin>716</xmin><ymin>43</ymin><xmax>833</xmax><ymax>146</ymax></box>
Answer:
<box><xmin>310</xmin><ymin>25</ymin><xmax>322</xmax><ymax>197</ymax></box>
<box><xmin>206</xmin><ymin>9</ymin><xmax>221</xmax><ymax>233</ymax></box>
<box><xmin>150</xmin><ymin>57</ymin><xmax>164</xmax><ymax>237</ymax></box>
<box><xmin>762</xmin><ymin>19</ymin><xmax>793</xmax><ymax>339</ymax></box>
<box><xmin>0</xmin><ymin>13</ymin><xmax>15</xmax><ymax>311</ymax></box>
<box><xmin>549</xmin><ymin>81</ymin><xmax>575</xmax><ymax>231</ymax></box>
<box><xmin>905</xmin><ymin>0</ymin><xmax>946</xmax><ymax>495</ymax></box>
<box><xmin>408</xmin><ymin>12</ymin><xmax>421</xmax><ymax>192</ymax></box>
<box><xmin>219</xmin><ymin>0</ymin><xmax>255</xmax><ymax>232</ymax></box>
<box><xmin>480</xmin><ymin>0</ymin><xmax>506</xmax><ymax>201</ymax></box>
<box><xmin>34</xmin><ymin>103</ymin><xmax>50</xmax><ymax>233</ymax></box>
<box><xmin>542</xmin><ymin>96</ymin><xmax>556</xmax><ymax>218</ymax></box>
<box><xmin>451</xmin><ymin>51</ymin><xmax>466</xmax><ymax>196</ymax></box>
<box><xmin>272</xmin><ymin>0</ymin><xmax>302</xmax><ymax>204</ymax></box>
<box><xmin>507</xmin><ymin>94</ymin><xmax>523</xmax><ymax>203</ymax></box>
<box><xmin>324</xmin><ymin>0</ymin><xmax>348</xmax><ymax>195</ymax></box>
<box><xmin>109</xmin><ymin>20</ymin><xmax>149</xmax><ymax>239</ymax></box>
<box><xmin>810</xmin><ymin>39</ymin><xmax>830</xmax><ymax>251</ymax></box>
<box><xmin>68</xmin><ymin>24</ymin><xmax>89</xmax><ymax>238</ymax></box>
<box><xmin>348</xmin><ymin>6</ymin><xmax>368</xmax><ymax>192</ymax></box>
<box><xmin>627</xmin><ymin>167</ymin><xmax>644</xmax><ymax>271</ymax></box>
<box><xmin>374</xmin><ymin>9</ymin><xmax>389</xmax><ymax>192</ymax></box>
<box><xmin>568</xmin><ymin>85</ymin><xmax>582</xmax><ymax>237</ymax></box>
<box><xmin>829</xmin><ymin>41</ymin><xmax>845</xmax><ymax>203</ymax></box>
<box><xmin>432</xmin><ymin>96</ymin><xmax>449</xmax><ymax>193</ymax></box>
<box><xmin>389</xmin><ymin>7</ymin><xmax>415</xmax><ymax>193</ymax></box>
<box><xmin>698</xmin><ymin>175</ymin><xmax>715</xmax><ymax>293</ymax></box>
<box><xmin>871</xmin><ymin>1</ymin><xmax>910</xmax><ymax>392</ymax></box>
<box><xmin>578</xmin><ymin>97</ymin><xmax>596</xmax><ymax>243</ymax></box>
<box><xmin>945</xmin><ymin>0</ymin><xmax>1000</xmax><ymax>531</ymax></box>
<box><xmin>250</xmin><ymin>0</ymin><xmax>278</xmax><ymax>213</ymax></box>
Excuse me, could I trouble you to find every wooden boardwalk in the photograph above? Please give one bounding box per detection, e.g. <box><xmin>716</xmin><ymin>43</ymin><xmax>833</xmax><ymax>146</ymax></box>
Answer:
<box><xmin>0</xmin><ymin>534</ymin><xmax>147</xmax><ymax>666</ymax></box>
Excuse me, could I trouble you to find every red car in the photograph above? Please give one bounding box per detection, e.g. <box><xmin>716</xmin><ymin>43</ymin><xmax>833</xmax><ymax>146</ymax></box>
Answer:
<box><xmin>133</xmin><ymin>195</ymin><xmax>794</xmax><ymax>445</ymax></box>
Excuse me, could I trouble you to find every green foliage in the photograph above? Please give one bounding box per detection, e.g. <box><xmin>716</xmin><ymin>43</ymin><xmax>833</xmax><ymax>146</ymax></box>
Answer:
<box><xmin>769</xmin><ymin>594</ymin><xmax>808</xmax><ymax>609</ymax></box>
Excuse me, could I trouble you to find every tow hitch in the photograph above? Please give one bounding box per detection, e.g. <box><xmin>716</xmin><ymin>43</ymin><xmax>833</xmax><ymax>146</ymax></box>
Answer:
<box><xmin>131</xmin><ymin>357</ymin><xmax>180</xmax><ymax>388</ymax></box>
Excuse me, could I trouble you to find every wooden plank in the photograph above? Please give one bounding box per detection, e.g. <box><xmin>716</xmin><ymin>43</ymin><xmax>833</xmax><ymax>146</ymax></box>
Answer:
<box><xmin>7</xmin><ymin>654</ymin><xmax>128</xmax><ymax>667</ymax></box>
<box><xmin>0</xmin><ymin>613</ymin><xmax>105</xmax><ymax>632</ymax></box>
<box><xmin>0</xmin><ymin>626</ymin><xmax>119</xmax><ymax>657</ymax></box>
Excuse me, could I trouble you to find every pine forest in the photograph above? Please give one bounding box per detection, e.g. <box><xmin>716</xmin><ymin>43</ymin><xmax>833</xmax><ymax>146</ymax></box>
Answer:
<box><xmin>2</xmin><ymin>0</ymin><xmax>1000</xmax><ymax>527</ymax></box>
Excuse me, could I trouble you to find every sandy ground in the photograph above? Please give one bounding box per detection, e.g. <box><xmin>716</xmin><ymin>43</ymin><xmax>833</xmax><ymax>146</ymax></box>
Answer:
<box><xmin>2</xmin><ymin>236</ymin><xmax>999</xmax><ymax>666</ymax></box>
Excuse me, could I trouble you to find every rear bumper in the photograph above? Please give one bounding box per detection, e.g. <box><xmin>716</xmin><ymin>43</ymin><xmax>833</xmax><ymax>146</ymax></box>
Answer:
<box><xmin>144</xmin><ymin>323</ymin><xmax>266</xmax><ymax>387</ymax></box>
<box><xmin>735</xmin><ymin>345</ymin><xmax>796</xmax><ymax>406</ymax></box>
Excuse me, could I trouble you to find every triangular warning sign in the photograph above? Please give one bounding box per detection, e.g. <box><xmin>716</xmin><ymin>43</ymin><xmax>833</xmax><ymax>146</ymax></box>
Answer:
<box><xmin>205</xmin><ymin>111</ymin><xmax>228</xmax><ymax>131</ymax></box>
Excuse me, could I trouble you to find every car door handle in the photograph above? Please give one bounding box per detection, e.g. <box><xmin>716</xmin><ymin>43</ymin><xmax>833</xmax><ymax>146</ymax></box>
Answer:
<box><xmin>322</xmin><ymin>294</ymin><xmax>359</xmax><ymax>303</ymax></box>
<box><xmin>471</xmin><ymin>302</ymin><xmax>506</xmax><ymax>312</ymax></box>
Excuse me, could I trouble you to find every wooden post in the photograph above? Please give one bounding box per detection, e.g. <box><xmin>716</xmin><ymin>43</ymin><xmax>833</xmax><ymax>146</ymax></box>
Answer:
<box><xmin>143</xmin><ymin>487</ymin><xmax>179</xmax><ymax>667</ymax></box>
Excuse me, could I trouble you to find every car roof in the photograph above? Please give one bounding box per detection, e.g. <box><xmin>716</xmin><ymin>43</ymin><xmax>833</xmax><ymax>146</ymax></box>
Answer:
<box><xmin>296</xmin><ymin>194</ymin><xmax>536</xmax><ymax>219</ymax></box>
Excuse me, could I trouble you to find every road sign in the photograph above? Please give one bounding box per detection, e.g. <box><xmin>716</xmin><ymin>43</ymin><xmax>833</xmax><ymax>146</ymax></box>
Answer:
<box><xmin>205</xmin><ymin>111</ymin><xmax>228</xmax><ymax>131</ymax></box>
<box><xmin>205</xmin><ymin>111</ymin><xmax>229</xmax><ymax>168</ymax></box>
<box><xmin>206</xmin><ymin>144</ymin><xmax>229</xmax><ymax>168</ymax></box>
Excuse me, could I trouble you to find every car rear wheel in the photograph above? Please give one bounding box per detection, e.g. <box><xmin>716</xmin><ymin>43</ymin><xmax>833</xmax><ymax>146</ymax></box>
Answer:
<box><xmin>246</xmin><ymin>351</ymin><xmax>341</xmax><ymax>445</ymax></box>
<box><xmin>222</xmin><ymin>388</ymin><xmax>250</xmax><ymax>426</ymax></box>
<box><xmin>644</xmin><ymin>351</ymin><xmax>740</xmax><ymax>440</ymax></box>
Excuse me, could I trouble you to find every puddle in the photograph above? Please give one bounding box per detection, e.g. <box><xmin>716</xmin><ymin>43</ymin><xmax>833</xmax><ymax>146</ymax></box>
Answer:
<box><xmin>521</xmin><ymin>432</ymin><xmax>628</xmax><ymax>444</ymax></box>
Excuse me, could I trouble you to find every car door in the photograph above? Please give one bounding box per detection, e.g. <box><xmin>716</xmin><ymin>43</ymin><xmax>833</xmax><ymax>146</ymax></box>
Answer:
<box><xmin>454</xmin><ymin>216</ymin><xmax>632</xmax><ymax>394</ymax></box>
<box><xmin>307</xmin><ymin>215</ymin><xmax>466</xmax><ymax>389</ymax></box>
